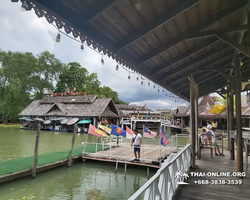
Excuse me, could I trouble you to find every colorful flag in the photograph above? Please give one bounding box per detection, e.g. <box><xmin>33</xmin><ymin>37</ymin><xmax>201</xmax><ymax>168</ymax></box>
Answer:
<box><xmin>88</xmin><ymin>124</ymin><xmax>109</xmax><ymax>137</ymax></box>
<box><xmin>143</xmin><ymin>125</ymin><xmax>157</xmax><ymax>139</ymax></box>
<box><xmin>98</xmin><ymin>124</ymin><xmax>111</xmax><ymax>134</ymax></box>
<box><xmin>111</xmin><ymin>124</ymin><xmax>126</xmax><ymax>137</ymax></box>
<box><xmin>161</xmin><ymin>128</ymin><xmax>170</xmax><ymax>146</ymax></box>
<box><xmin>126</xmin><ymin>125</ymin><xmax>134</xmax><ymax>139</ymax></box>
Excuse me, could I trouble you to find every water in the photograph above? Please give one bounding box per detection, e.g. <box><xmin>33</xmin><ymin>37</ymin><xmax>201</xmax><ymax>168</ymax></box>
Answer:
<box><xmin>0</xmin><ymin>128</ymin><xmax>175</xmax><ymax>200</ymax></box>
<box><xmin>0</xmin><ymin>127</ymin><xmax>174</xmax><ymax>162</ymax></box>
<box><xmin>0</xmin><ymin>162</ymin><xmax>156</xmax><ymax>200</ymax></box>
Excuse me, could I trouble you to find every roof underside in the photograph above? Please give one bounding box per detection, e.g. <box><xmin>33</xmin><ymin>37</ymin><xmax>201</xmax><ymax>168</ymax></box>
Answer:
<box><xmin>14</xmin><ymin>0</ymin><xmax>250</xmax><ymax>100</ymax></box>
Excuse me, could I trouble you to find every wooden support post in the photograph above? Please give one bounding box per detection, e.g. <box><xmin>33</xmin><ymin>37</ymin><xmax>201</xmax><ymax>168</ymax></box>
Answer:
<box><xmin>116</xmin><ymin>136</ymin><xmax>119</xmax><ymax>146</ymax></box>
<box><xmin>195</xmin><ymin>93</ymin><xmax>198</xmax><ymax>157</ymax></box>
<box><xmin>226</xmin><ymin>86</ymin><xmax>230</xmax><ymax>151</ymax></box>
<box><xmin>32</xmin><ymin>123</ymin><xmax>41</xmax><ymax>178</ymax></box>
<box><xmin>190</xmin><ymin>80</ymin><xmax>196</xmax><ymax>168</ymax></box>
<box><xmin>181</xmin><ymin>117</ymin><xmax>183</xmax><ymax>133</ymax></box>
<box><xmin>147</xmin><ymin>167</ymin><xmax>149</xmax><ymax>179</ymax></box>
<box><xmin>229</xmin><ymin>82</ymin><xmax>235</xmax><ymax>160</ymax></box>
<box><xmin>68</xmin><ymin>123</ymin><xmax>77</xmax><ymax>167</ymax></box>
<box><xmin>235</xmin><ymin>57</ymin><xmax>243</xmax><ymax>173</ymax></box>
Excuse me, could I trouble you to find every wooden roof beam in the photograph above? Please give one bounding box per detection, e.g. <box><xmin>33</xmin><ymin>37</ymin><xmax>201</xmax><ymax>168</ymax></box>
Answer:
<box><xmin>216</xmin><ymin>34</ymin><xmax>249</xmax><ymax>57</ymax></box>
<box><xmin>60</xmin><ymin>0</ymin><xmax>118</xmax><ymax>27</ymax></box>
<box><xmin>216</xmin><ymin>91</ymin><xmax>227</xmax><ymax>99</ymax></box>
<box><xmin>186</xmin><ymin>24</ymin><xmax>248</xmax><ymax>40</ymax></box>
<box><xmin>158</xmin><ymin>44</ymin><xmax>229</xmax><ymax>80</ymax></box>
<box><xmin>150</xmin><ymin>37</ymin><xmax>219</xmax><ymax>75</ymax></box>
<box><xmin>179</xmin><ymin>63</ymin><xmax>249</xmax><ymax>96</ymax></box>
<box><xmin>215</xmin><ymin>70</ymin><xmax>234</xmax><ymax>82</ymax></box>
<box><xmin>177</xmin><ymin>68</ymin><xmax>230</xmax><ymax>94</ymax></box>
<box><xmin>168</xmin><ymin>62</ymin><xmax>234</xmax><ymax>92</ymax></box>
<box><xmin>78</xmin><ymin>0</ymin><xmax>118</xmax><ymax>27</ymax></box>
<box><xmin>136</xmin><ymin>0</ymin><xmax>248</xmax><ymax>66</ymax></box>
<box><xmin>182</xmin><ymin>80</ymin><xmax>228</xmax><ymax>97</ymax></box>
<box><xmin>174</xmin><ymin>68</ymin><xmax>227</xmax><ymax>92</ymax></box>
<box><xmin>166</xmin><ymin>51</ymin><xmax>234</xmax><ymax>85</ymax></box>
<box><xmin>34</xmin><ymin>0</ymin><xmax>140</xmax><ymax>65</ymax></box>
<box><xmin>199</xmin><ymin>83</ymin><xmax>228</xmax><ymax>97</ymax></box>
<box><xmin>115</xmin><ymin>0</ymin><xmax>200</xmax><ymax>52</ymax></box>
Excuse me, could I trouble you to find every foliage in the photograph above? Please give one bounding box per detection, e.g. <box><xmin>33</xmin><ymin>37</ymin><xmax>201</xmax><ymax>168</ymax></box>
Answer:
<box><xmin>0</xmin><ymin>51</ymin><xmax>126</xmax><ymax>123</ymax></box>
<box><xmin>0</xmin><ymin>50</ymin><xmax>63</xmax><ymax>123</ymax></box>
<box><xmin>55</xmin><ymin>62</ymin><xmax>89</xmax><ymax>92</ymax></box>
<box><xmin>55</xmin><ymin>63</ymin><xmax>126</xmax><ymax>104</ymax></box>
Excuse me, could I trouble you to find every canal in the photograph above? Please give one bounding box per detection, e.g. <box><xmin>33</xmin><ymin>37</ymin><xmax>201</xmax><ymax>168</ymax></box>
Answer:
<box><xmin>0</xmin><ymin>127</ymin><xmax>189</xmax><ymax>199</ymax></box>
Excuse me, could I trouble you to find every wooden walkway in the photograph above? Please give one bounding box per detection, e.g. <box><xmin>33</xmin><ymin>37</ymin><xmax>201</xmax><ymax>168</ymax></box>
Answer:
<box><xmin>172</xmin><ymin>149</ymin><xmax>250</xmax><ymax>200</ymax></box>
<box><xmin>82</xmin><ymin>143</ymin><xmax>179</xmax><ymax>168</ymax></box>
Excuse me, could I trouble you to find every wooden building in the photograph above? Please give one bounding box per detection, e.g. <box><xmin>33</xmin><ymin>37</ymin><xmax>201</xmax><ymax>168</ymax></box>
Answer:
<box><xmin>174</xmin><ymin>94</ymin><xmax>250</xmax><ymax>130</ymax></box>
<box><xmin>19</xmin><ymin>95</ymin><xmax>119</xmax><ymax>131</ymax></box>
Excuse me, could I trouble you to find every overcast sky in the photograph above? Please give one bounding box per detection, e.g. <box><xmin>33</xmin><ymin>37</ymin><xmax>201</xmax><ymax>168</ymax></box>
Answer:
<box><xmin>1</xmin><ymin>1</ymin><xmax>189</xmax><ymax>109</ymax></box>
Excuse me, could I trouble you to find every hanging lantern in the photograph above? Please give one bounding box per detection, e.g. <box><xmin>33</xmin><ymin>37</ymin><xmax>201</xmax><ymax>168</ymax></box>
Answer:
<box><xmin>141</xmin><ymin>81</ymin><xmax>143</xmax><ymax>85</ymax></box>
<box><xmin>101</xmin><ymin>55</ymin><xmax>104</xmax><ymax>65</ymax></box>
<box><xmin>81</xmin><ymin>43</ymin><xmax>84</xmax><ymax>52</ymax></box>
<box><xmin>128</xmin><ymin>75</ymin><xmax>130</xmax><ymax>80</ymax></box>
<box><xmin>153</xmin><ymin>85</ymin><xmax>155</xmax><ymax>88</ymax></box>
<box><xmin>148</xmin><ymin>82</ymin><xmax>150</xmax><ymax>86</ymax></box>
<box><xmin>55</xmin><ymin>32</ymin><xmax>61</xmax><ymax>43</ymax></box>
<box><xmin>137</xmin><ymin>77</ymin><xmax>139</xmax><ymax>81</ymax></box>
<box><xmin>158</xmin><ymin>89</ymin><xmax>160</xmax><ymax>93</ymax></box>
<box><xmin>116</xmin><ymin>64</ymin><xmax>119</xmax><ymax>70</ymax></box>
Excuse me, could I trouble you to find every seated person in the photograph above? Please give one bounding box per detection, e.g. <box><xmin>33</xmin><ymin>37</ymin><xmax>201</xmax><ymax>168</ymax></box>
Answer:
<box><xmin>199</xmin><ymin>128</ymin><xmax>208</xmax><ymax>146</ymax></box>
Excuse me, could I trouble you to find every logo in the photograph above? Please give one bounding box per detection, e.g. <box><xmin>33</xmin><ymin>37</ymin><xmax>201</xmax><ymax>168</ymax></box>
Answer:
<box><xmin>175</xmin><ymin>171</ymin><xmax>189</xmax><ymax>185</ymax></box>
<box><xmin>116</xmin><ymin>128</ymin><xmax>122</xmax><ymax>134</ymax></box>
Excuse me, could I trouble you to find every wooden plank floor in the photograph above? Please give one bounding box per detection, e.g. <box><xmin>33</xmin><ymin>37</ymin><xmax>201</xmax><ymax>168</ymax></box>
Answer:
<box><xmin>172</xmin><ymin>149</ymin><xmax>250</xmax><ymax>200</ymax></box>
<box><xmin>83</xmin><ymin>143</ymin><xmax>179</xmax><ymax>167</ymax></box>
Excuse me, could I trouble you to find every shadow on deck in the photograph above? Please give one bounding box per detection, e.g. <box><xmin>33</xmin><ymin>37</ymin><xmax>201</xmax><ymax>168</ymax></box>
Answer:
<box><xmin>172</xmin><ymin>149</ymin><xmax>250</xmax><ymax>200</ymax></box>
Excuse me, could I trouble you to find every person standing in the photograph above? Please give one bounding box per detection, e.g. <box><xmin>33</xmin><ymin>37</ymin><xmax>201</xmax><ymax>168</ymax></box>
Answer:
<box><xmin>211</xmin><ymin>127</ymin><xmax>224</xmax><ymax>156</ymax></box>
<box><xmin>131</xmin><ymin>129</ymin><xmax>142</xmax><ymax>162</ymax></box>
<box><xmin>206</xmin><ymin>120</ymin><xmax>213</xmax><ymax>145</ymax></box>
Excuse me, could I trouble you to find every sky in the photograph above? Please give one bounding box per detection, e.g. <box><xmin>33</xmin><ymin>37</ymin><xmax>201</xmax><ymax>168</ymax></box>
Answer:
<box><xmin>0</xmin><ymin>1</ymin><xmax>188</xmax><ymax>109</ymax></box>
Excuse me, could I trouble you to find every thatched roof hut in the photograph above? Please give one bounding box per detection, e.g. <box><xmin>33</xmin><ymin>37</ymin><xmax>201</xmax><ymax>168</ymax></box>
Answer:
<box><xmin>20</xmin><ymin>95</ymin><xmax>119</xmax><ymax>118</ymax></box>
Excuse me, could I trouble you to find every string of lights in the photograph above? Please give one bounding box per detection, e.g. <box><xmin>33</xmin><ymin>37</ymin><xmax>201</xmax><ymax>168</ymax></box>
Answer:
<box><xmin>19</xmin><ymin>0</ymin><xmax>188</xmax><ymax>105</ymax></box>
<box><xmin>53</xmin><ymin>24</ymin><xmax>188</xmax><ymax>104</ymax></box>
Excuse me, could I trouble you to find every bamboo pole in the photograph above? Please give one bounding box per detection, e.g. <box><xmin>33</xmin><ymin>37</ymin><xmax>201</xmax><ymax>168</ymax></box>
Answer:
<box><xmin>32</xmin><ymin>123</ymin><xmax>41</xmax><ymax>178</ymax></box>
<box><xmin>68</xmin><ymin>123</ymin><xmax>77</xmax><ymax>167</ymax></box>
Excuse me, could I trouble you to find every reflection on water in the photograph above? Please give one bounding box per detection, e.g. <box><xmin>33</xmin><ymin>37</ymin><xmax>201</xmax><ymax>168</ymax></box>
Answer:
<box><xmin>0</xmin><ymin>162</ymin><xmax>156</xmax><ymax>200</ymax></box>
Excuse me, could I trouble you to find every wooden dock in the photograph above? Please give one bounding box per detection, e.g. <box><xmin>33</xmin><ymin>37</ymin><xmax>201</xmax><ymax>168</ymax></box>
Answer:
<box><xmin>172</xmin><ymin>149</ymin><xmax>250</xmax><ymax>200</ymax></box>
<box><xmin>82</xmin><ymin>143</ymin><xmax>180</xmax><ymax>168</ymax></box>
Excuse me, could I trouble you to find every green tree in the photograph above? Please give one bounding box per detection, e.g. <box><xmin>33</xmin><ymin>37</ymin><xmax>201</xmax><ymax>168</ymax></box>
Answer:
<box><xmin>55</xmin><ymin>62</ymin><xmax>90</xmax><ymax>92</ymax></box>
<box><xmin>0</xmin><ymin>50</ymin><xmax>63</xmax><ymax>122</ymax></box>
<box><xmin>99</xmin><ymin>86</ymin><xmax>127</xmax><ymax>104</ymax></box>
<box><xmin>30</xmin><ymin>51</ymin><xmax>63</xmax><ymax>99</ymax></box>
